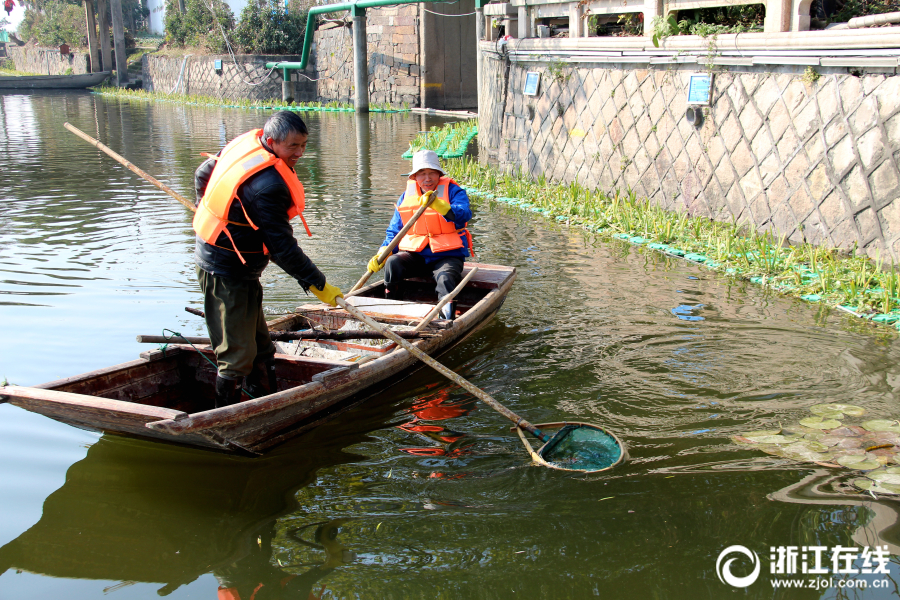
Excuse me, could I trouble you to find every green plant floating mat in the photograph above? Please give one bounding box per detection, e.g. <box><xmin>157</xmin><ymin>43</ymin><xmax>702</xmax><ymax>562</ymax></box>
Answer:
<box><xmin>539</xmin><ymin>425</ymin><xmax>623</xmax><ymax>471</ymax></box>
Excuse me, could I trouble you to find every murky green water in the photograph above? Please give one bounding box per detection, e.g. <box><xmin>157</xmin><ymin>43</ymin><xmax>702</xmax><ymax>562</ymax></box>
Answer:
<box><xmin>3</xmin><ymin>92</ymin><xmax>900</xmax><ymax>599</ymax></box>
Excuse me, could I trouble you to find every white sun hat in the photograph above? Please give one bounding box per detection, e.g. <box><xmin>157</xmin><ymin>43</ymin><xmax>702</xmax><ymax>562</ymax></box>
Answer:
<box><xmin>408</xmin><ymin>149</ymin><xmax>445</xmax><ymax>178</ymax></box>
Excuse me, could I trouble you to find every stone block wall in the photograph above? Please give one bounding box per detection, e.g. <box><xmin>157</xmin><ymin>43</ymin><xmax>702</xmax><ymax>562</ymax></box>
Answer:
<box><xmin>143</xmin><ymin>54</ymin><xmax>317</xmax><ymax>102</ymax></box>
<box><xmin>314</xmin><ymin>5</ymin><xmax>420</xmax><ymax>106</ymax></box>
<box><xmin>8</xmin><ymin>45</ymin><xmax>90</xmax><ymax>75</ymax></box>
<box><xmin>482</xmin><ymin>51</ymin><xmax>900</xmax><ymax>261</ymax></box>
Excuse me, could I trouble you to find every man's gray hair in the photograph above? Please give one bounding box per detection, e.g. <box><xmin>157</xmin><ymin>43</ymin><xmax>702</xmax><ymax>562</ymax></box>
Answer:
<box><xmin>263</xmin><ymin>111</ymin><xmax>308</xmax><ymax>143</ymax></box>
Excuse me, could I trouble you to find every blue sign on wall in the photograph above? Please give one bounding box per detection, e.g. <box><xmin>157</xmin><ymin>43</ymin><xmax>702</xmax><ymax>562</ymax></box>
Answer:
<box><xmin>524</xmin><ymin>71</ymin><xmax>541</xmax><ymax>96</ymax></box>
<box><xmin>687</xmin><ymin>73</ymin><xmax>713</xmax><ymax>105</ymax></box>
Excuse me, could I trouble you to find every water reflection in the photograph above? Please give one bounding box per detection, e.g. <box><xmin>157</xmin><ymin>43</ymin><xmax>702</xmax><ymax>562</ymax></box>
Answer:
<box><xmin>0</xmin><ymin>411</ymin><xmax>373</xmax><ymax>595</ymax></box>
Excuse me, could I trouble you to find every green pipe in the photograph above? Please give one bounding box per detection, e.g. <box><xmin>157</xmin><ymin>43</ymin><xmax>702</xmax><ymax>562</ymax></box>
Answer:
<box><xmin>287</xmin><ymin>0</ymin><xmax>435</xmax><ymax>71</ymax></box>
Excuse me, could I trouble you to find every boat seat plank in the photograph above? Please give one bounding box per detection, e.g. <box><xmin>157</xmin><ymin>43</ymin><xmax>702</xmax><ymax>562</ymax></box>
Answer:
<box><xmin>404</xmin><ymin>263</ymin><xmax>514</xmax><ymax>290</ymax></box>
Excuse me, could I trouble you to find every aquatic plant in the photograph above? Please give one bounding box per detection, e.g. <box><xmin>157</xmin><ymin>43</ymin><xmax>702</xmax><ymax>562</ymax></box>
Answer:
<box><xmin>90</xmin><ymin>86</ymin><xmax>401</xmax><ymax>114</ymax></box>
<box><xmin>402</xmin><ymin>120</ymin><xmax>478</xmax><ymax>159</ymax></box>
<box><xmin>444</xmin><ymin>156</ymin><xmax>900</xmax><ymax>331</ymax></box>
<box><xmin>734</xmin><ymin>404</ymin><xmax>900</xmax><ymax>495</ymax></box>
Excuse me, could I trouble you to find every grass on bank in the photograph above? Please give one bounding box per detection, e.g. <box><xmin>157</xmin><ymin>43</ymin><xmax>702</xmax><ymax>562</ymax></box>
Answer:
<box><xmin>444</xmin><ymin>156</ymin><xmax>900</xmax><ymax>325</ymax></box>
<box><xmin>91</xmin><ymin>85</ymin><xmax>410</xmax><ymax>112</ymax></box>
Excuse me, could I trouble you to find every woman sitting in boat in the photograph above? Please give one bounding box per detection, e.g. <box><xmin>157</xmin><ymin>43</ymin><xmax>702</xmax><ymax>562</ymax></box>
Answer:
<box><xmin>367</xmin><ymin>149</ymin><xmax>473</xmax><ymax>320</ymax></box>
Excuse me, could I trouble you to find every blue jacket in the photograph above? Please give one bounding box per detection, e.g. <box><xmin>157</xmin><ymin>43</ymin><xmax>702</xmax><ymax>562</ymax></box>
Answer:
<box><xmin>381</xmin><ymin>182</ymin><xmax>472</xmax><ymax>263</ymax></box>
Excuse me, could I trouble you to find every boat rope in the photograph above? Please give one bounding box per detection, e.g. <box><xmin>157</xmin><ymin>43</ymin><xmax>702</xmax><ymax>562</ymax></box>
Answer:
<box><xmin>160</xmin><ymin>328</ymin><xmax>257</xmax><ymax>399</ymax></box>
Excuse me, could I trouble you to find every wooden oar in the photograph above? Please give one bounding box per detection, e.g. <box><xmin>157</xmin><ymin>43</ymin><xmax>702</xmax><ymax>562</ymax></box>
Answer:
<box><xmin>64</xmin><ymin>122</ymin><xmax>196</xmax><ymax>212</ymax></box>
<box><xmin>346</xmin><ymin>190</ymin><xmax>437</xmax><ymax>296</ymax></box>
<box><xmin>335</xmin><ymin>297</ymin><xmax>550</xmax><ymax>443</ymax></box>
<box><xmin>136</xmin><ymin>330</ymin><xmax>435</xmax><ymax>344</ymax></box>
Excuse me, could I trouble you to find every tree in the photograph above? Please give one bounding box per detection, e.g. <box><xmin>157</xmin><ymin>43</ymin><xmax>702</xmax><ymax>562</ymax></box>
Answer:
<box><xmin>234</xmin><ymin>0</ymin><xmax>306</xmax><ymax>55</ymax></box>
<box><xmin>164</xmin><ymin>0</ymin><xmax>233</xmax><ymax>52</ymax></box>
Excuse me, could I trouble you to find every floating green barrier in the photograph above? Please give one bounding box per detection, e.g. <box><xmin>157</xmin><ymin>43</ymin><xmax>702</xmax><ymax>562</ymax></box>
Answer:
<box><xmin>684</xmin><ymin>253</ymin><xmax>707</xmax><ymax>262</ymax></box>
<box><xmin>801</xmin><ymin>294</ymin><xmax>822</xmax><ymax>302</ymax></box>
<box><xmin>873</xmin><ymin>313</ymin><xmax>900</xmax><ymax>323</ymax></box>
<box><xmin>629</xmin><ymin>236</ymin><xmax>647</xmax><ymax>244</ymax></box>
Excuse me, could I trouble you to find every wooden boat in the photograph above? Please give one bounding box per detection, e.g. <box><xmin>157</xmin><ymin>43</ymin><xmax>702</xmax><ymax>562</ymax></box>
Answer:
<box><xmin>0</xmin><ymin>71</ymin><xmax>111</xmax><ymax>89</ymax></box>
<box><xmin>1</xmin><ymin>263</ymin><xmax>516</xmax><ymax>455</ymax></box>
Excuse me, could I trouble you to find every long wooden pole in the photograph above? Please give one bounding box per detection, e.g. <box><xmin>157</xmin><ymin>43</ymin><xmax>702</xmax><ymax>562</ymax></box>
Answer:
<box><xmin>346</xmin><ymin>190</ymin><xmax>437</xmax><ymax>296</ymax></box>
<box><xmin>136</xmin><ymin>330</ymin><xmax>435</xmax><ymax>344</ymax></box>
<box><xmin>64</xmin><ymin>122</ymin><xmax>196</xmax><ymax>212</ymax></box>
<box><xmin>335</xmin><ymin>297</ymin><xmax>550</xmax><ymax>442</ymax></box>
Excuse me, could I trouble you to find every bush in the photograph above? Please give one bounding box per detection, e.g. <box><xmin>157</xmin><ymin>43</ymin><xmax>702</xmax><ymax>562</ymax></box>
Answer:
<box><xmin>164</xmin><ymin>0</ymin><xmax>234</xmax><ymax>52</ymax></box>
<box><xmin>234</xmin><ymin>0</ymin><xmax>306</xmax><ymax>54</ymax></box>
<box><xmin>17</xmin><ymin>0</ymin><xmax>87</xmax><ymax>47</ymax></box>
<box><xmin>834</xmin><ymin>0</ymin><xmax>899</xmax><ymax>22</ymax></box>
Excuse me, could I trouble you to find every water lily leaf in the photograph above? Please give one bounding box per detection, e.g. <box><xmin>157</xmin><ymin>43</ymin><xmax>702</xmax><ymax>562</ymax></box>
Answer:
<box><xmin>862</xmin><ymin>420</ymin><xmax>900</xmax><ymax>433</ymax></box>
<box><xmin>853</xmin><ymin>478</ymin><xmax>874</xmax><ymax>490</ymax></box>
<box><xmin>810</xmin><ymin>409</ymin><xmax>844</xmax><ymax>419</ymax></box>
<box><xmin>745</xmin><ymin>435</ymin><xmax>794</xmax><ymax>444</ymax></box>
<box><xmin>782</xmin><ymin>445</ymin><xmax>831</xmax><ymax>463</ymax></box>
<box><xmin>800</xmin><ymin>417</ymin><xmax>842</xmax><ymax>429</ymax></box>
<box><xmin>852</xmin><ymin>459</ymin><xmax>882</xmax><ymax>470</ymax></box>
<box><xmin>837</xmin><ymin>454</ymin><xmax>874</xmax><ymax>468</ymax></box>
<box><xmin>830</xmin><ymin>426</ymin><xmax>862</xmax><ymax>437</ymax></box>
<box><xmin>865</xmin><ymin>431</ymin><xmax>900</xmax><ymax>444</ymax></box>
<box><xmin>869</xmin><ymin>482</ymin><xmax>900</xmax><ymax>495</ymax></box>
<box><xmin>868</xmin><ymin>471</ymin><xmax>900</xmax><ymax>485</ymax></box>
<box><xmin>743</xmin><ymin>429</ymin><xmax>782</xmax><ymax>437</ymax></box>
<box><xmin>732</xmin><ymin>436</ymin><xmax>757</xmax><ymax>445</ymax></box>
<box><xmin>756</xmin><ymin>444</ymin><xmax>788</xmax><ymax>458</ymax></box>
<box><xmin>801</xmin><ymin>440</ymin><xmax>829</xmax><ymax>453</ymax></box>
<box><xmin>810</xmin><ymin>403</ymin><xmax>866</xmax><ymax>417</ymax></box>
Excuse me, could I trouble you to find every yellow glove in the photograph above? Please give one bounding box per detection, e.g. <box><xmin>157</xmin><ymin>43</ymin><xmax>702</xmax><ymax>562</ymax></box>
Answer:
<box><xmin>309</xmin><ymin>283</ymin><xmax>343</xmax><ymax>307</ymax></box>
<box><xmin>420</xmin><ymin>190</ymin><xmax>451</xmax><ymax>216</ymax></box>
<box><xmin>367</xmin><ymin>254</ymin><xmax>385</xmax><ymax>273</ymax></box>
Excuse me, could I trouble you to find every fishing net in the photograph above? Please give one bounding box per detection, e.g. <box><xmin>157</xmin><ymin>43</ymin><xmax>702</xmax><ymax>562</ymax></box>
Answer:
<box><xmin>539</xmin><ymin>424</ymin><xmax>623</xmax><ymax>471</ymax></box>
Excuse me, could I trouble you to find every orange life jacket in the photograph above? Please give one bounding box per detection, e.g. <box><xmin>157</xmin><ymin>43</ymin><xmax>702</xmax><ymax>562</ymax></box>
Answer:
<box><xmin>193</xmin><ymin>129</ymin><xmax>311</xmax><ymax>264</ymax></box>
<box><xmin>397</xmin><ymin>177</ymin><xmax>472</xmax><ymax>255</ymax></box>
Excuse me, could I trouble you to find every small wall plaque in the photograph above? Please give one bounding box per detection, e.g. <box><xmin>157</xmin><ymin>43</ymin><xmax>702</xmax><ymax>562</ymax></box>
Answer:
<box><xmin>214</xmin><ymin>59</ymin><xmax>223</xmax><ymax>73</ymax></box>
<box><xmin>686</xmin><ymin>73</ymin><xmax>713</xmax><ymax>105</ymax></box>
<box><xmin>523</xmin><ymin>71</ymin><xmax>541</xmax><ymax>96</ymax></box>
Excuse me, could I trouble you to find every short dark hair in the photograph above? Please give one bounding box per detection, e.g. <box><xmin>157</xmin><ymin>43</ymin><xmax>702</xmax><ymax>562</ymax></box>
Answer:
<box><xmin>263</xmin><ymin>111</ymin><xmax>308</xmax><ymax>142</ymax></box>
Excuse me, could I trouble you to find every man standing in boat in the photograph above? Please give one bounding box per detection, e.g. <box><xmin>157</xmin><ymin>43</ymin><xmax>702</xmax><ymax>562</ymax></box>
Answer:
<box><xmin>366</xmin><ymin>149</ymin><xmax>473</xmax><ymax>320</ymax></box>
<box><xmin>194</xmin><ymin>111</ymin><xmax>343</xmax><ymax>408</ymax></box>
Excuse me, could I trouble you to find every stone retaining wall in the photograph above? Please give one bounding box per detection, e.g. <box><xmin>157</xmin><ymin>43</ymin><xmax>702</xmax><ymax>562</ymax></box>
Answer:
<box><xmin>143</xmin><ymin>54</ymin><xmax>317</xmax><ymax>102</ymax></box>
<box><xmin>481</xmin><ymin>49</ymin><xmax>900</xmax><ymax>260</ymax></box>
<box><xmin>314</xmin><ymin>5</ymin><xmax>420</xmax><ymax>106</ymax></box>
<box><xmin>8</xmin><ymin>45</ymin><xmax>90</xmax><ymax>75</ymax></box>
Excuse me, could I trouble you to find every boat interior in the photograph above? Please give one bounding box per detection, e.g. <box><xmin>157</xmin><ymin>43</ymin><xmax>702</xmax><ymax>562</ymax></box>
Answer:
<box><xmin>37</xmin><ymin>264</ymin><xmax>512</xmax><ymax>414</ymax></box>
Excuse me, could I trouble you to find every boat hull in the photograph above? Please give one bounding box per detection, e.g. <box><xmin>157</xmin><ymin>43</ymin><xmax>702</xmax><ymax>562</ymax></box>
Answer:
<box><xmin>1</xmin><ymin>263</ymin><xmax>516</xmax><ymax>454</ymax></box>
<box><xmin>0</xmin><ymin>71</ymin><xmax>111</xmax><ymax>89</ymax></box>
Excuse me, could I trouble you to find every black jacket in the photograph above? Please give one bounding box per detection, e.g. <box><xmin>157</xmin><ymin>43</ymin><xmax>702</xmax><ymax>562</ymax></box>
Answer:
<box><xmin>193</xmin><ymin>146</ymin><xmax>326</xmax><ymax>290</ymax></box>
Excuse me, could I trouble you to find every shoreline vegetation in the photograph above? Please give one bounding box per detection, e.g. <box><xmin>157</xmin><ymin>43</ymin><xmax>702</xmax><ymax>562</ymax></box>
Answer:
<box><xmin>443</xmin><ymin>155</ymin><xmax>900</xmax><ymax>333</ymax></box>
<box><xmin>90</xmin><ymin>85</ymin><xmax>410</xmax><ymax>112</ymax></box>
<box><xmin>71</xmin><ymin>92</ymin><xmax>900</xmax><ymax>334</ymax></box>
